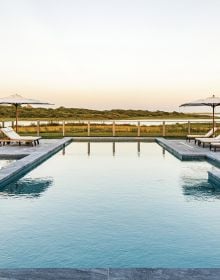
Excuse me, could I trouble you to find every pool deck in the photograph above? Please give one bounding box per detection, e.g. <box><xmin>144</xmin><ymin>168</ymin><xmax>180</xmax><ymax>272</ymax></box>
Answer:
<box><xmin>0</xmin><ymin>268</ymin><xmax>220</xmax><ymax>279</ymax></box>
<box><xmin>156</xmin><ymin>138</ymin><xmax>220</xmax><ymax>186</ymax></box>
<box><xmin>0</xmin><ymin>138</ymin><xmax>72</xmax><ymax>187</ymax></box>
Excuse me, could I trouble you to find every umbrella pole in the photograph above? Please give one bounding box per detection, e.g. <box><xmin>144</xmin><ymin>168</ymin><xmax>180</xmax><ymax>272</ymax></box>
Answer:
<box><xmin>15</xmin><ymin>104</ymin><xmax>18</xmax><ymax>132</ymax></box>
<box><xmin>213</xmin><ymin>105</ymin><xmax>215</xmax><ymax>137</ymax></box>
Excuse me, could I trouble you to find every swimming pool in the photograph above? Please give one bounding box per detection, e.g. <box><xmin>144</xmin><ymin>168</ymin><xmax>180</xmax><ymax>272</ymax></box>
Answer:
<box><xmin>0</xmin><ymin>142</ymin><xmax>220</xmax><ymax>268</ymax></box>
<box><xmin>0</xmin><ymin>159</ymin><xmax>15</xmax><ymax>169</ymax></box>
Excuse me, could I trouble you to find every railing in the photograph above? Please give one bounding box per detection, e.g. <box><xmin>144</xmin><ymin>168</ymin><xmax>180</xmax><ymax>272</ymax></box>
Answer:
<box><xmin>1</xmin><ymin>119</ymin><xmax>219</xmax><ymax>138</ymax></box>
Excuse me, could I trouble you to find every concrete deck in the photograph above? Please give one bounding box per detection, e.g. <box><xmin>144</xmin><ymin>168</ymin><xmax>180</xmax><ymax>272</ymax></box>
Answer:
<box><xmin>156</xmin><ymin>138</ymin><xmax>220</xmax><ymax>186</ymax></box>
<box><xmin>0</xmin><ymin>138</ymin><xmax>72</xmax><ymax>187</ymax></box>
<box><xmin>0</xmin><ymin>268</ymin><xmax>220</xmax><ymax>279</ymax></box>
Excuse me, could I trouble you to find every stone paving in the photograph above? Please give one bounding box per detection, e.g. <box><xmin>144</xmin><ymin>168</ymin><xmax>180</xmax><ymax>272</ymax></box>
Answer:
<box><xmin>0</xmin><ymin>269</ymin><xmax>220</xmax><ymax>280</ymax></box>
<box><xmin>156</xmin><ymin>138</ymin><xmax>220</xmax><ymax>185</ymax></box>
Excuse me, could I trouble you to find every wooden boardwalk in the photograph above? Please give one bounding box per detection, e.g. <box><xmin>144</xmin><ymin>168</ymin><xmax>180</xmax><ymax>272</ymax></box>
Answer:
<box><xmin>156</xmin><ymin>138</ymin><xmax>220</xmax><ymax>186</ymax></box>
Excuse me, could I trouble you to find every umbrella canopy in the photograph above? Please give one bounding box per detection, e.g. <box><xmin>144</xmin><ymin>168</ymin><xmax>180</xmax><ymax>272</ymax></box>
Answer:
<box><xmin>180</xmin><ymin>95</ymin><xmax>220</xmax><ymax>136</ymax></box>
<box><xmin>0</xmin><ymin>94</ymin><xmax>53</xmax><ymax>131</ymax></box>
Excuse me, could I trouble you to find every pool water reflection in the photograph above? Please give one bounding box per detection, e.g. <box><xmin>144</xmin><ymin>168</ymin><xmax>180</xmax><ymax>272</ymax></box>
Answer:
<box><xmin>0</xmin><ymin>178</ymin><xmax>53</xmax><ymax>199</ymax></box>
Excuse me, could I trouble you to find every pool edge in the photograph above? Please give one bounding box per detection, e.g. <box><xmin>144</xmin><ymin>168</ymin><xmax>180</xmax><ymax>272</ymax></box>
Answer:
<box><xmin>0</xmin><ymin>268</ymin><xmax>220</xmax><ymax>279</ymax></box>
<box><xmin>0</xmin><ymin>137</ymin><xmax>72</xmax><ymax>188</ymax></box>
<box><xmin>156</xmin><ymin>137</ymin><xmax>220</xmax><ymax>186</ymax></box>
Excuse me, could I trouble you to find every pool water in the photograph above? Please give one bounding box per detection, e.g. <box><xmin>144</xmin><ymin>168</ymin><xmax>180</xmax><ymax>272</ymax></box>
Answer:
<box><xmin>0</xmin><ymin>142</ymin><xmax>220</xmax><ymax>268</ymax></box>
<box><xmin>0</xmin><ymin>159</ymin><xmax>15</xmax><ymax>169</ymax></box>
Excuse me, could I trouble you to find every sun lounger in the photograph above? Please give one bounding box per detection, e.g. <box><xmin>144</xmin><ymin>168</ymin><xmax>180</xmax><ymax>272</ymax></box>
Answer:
<box><xmin>210</xmin><ymin>142</ymin><xmax>220</xmax><ymax>152</ymax></box>
<box><xmin>195</xmin><ymin>135</ymin><xmax>220</xmax><ymax>147</ymax></box>
<box><xmin>187</xmin><ymin>127</ymin><xmax>217</xmax><ymax>142</ymax></box>
<box><xmin>0</xmin><ymin>127</ymin><xmax>41</xmax><ymax>146</ymax></box>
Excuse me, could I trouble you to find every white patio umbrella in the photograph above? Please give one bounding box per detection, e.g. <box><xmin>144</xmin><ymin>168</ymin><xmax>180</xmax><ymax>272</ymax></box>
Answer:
<box><xmin>180</xmin><ymin>95</ymin><xmax>220</xmax><ymax>136</ymax></box>
<box><xmin>0</xmin><ymin>94</ymin><xmax>53</xmax><ymax>132</ymax></box>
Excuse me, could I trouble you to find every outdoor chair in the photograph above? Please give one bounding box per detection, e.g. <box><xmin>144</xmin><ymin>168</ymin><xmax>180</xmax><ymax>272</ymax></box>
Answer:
<box><xmin>187</xmin><ymin>127</ymin><xmax>217</xmax><ymax>143</ymax></box>
<box><xmin>210</xmin><ymin>142</ymin><xmax>220</xmax><ymax>152</ymax></box>
<box><xmin>0</xmin><ymin>127</ymin><xmax>41</xmax><ymax>146</ymax></box>
<box><xmin>195</xmin><ymin>134</ymin><xmax>220</xmax><ymax>148</ymax></box>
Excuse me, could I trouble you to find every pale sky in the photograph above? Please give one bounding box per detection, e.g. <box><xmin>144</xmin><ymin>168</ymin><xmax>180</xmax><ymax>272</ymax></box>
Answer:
<box><xmin>0</xmin><ymin>0</ymin><xmax>220</xmax><ymax>110</ymax></box>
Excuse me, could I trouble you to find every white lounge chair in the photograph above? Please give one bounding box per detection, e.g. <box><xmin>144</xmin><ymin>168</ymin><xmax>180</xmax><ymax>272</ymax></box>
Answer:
<box><xmin>187</xmin><ymin>127</ymin><xmax>217</xmax><ymax>143</ymax></box>
<box><xmin>196</xmin><ymin>134</ymin><xmax>220</xmax><ymax>148</ymax></box>
<box><xmin>0</xmin><ymin>127</ymin><xmax>41</xmax><ymax>146</ymax></box>
<box><xmin>210</xmin><ymin>142</ymin><xmax>220</xmax><ymax>152</ymax></box>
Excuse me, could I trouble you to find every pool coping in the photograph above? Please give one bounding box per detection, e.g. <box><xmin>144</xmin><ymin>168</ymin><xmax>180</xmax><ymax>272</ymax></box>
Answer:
<box><xmin>0</xmin><ymin>268</ymin><xmax>220</xmax><ymax>279</ymax></box>
<box><xmin>72</xmin><ymin>136</ymin><xmax>155</xmax><ymax>142</ymax></box>
<box><xmin>156</xmin><ymin>137</ymin><xmax>220</xmax><ymax>186</ymax></box>
<box><xmin>0</xmin><ymin>137</ymin><xmax>72</xmax><ymax>187</ymax></box>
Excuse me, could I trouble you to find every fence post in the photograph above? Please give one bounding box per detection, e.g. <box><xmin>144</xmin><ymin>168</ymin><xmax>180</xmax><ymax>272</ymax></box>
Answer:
<box><xmin>37</xmin><ymin>120</ymin><xmax>40</xmax><ymax>136</ymax></box>
<box><xmin>62</xmin><ymin>121</ymin><xmax>65</xmax><ymax>137</ymax></box>
<box><xmin>163</xmin><ymin>121</ymin><xmax>166</xmax><ymax>137</ymax></box>
<box><xmin>88</xmin><ymin>121</ymin><xmax>90</xmax><ymax>136</ymax></box>
<box><xmin>137</xmin><ymin>121</ymin><xmax>141</xmax><ymax>137</ymax></box>
<box><xmin>112</xmin><ymin>121</ymin><xmax>115</xmax><ymax>137</ymax></box>
<box><xmin>188</xmin><ymin>121</ymin><xmax>191</xmax><ymax>135</ymax></box>
<box><xmin>2</xmin><ymin>121</ymin><xmax>4</xmax><ymax>128</ymax></box>
<box><xmin>12</xmin><ymin>121</ymin><xmax>14</xmax><ymax>128</ymax></box>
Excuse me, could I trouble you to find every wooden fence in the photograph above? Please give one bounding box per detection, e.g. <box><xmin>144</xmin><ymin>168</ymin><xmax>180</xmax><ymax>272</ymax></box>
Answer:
<box><xmin>1</xmin><ymin>119</ymin><xmax>218</xmax><ymax>138</ymax></box>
